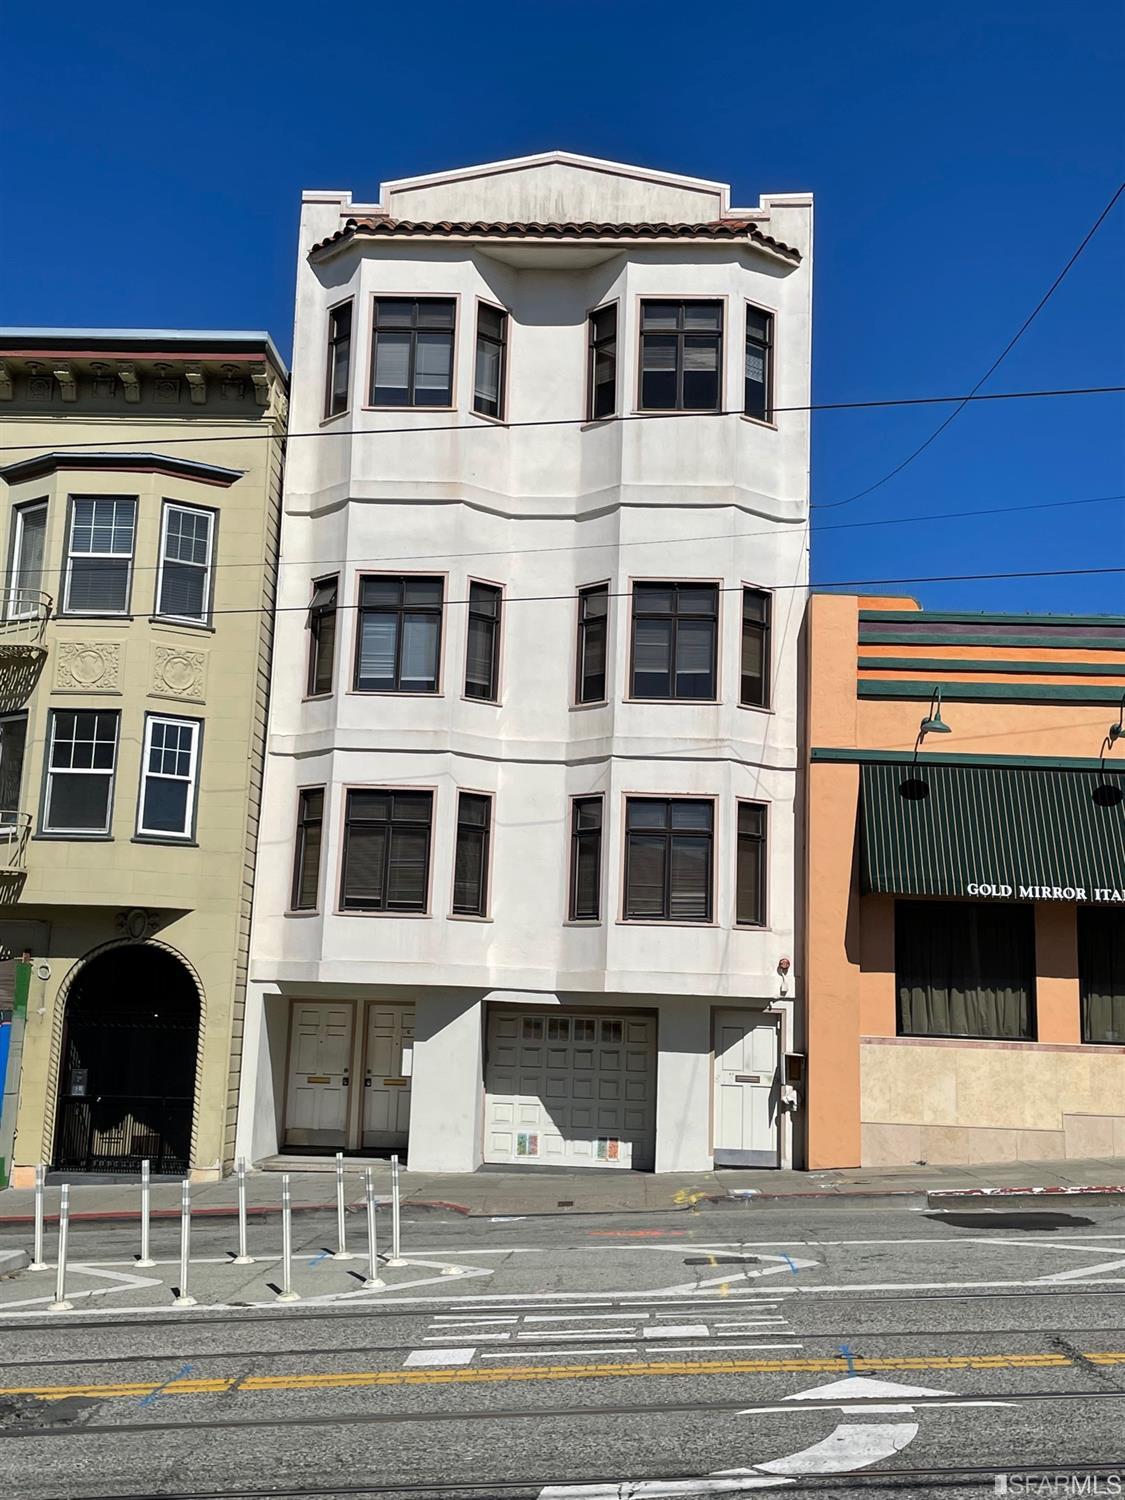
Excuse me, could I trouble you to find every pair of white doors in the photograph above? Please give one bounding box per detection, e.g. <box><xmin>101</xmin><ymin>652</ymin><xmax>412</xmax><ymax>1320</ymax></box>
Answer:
<box><xmin>284</xmin><ymin>1002</ymin><xmax>413</xmax><ymax>1151</ymax></box>
<box><xmin>713</xmin><ymin>1009</ymin><xmax>781</xmax><ymax>1168</ymax></box>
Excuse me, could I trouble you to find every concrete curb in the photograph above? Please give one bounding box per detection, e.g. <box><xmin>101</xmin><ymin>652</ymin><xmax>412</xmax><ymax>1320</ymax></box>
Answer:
<box><xmin>0</xmin><ymin>1198</ymin><xmax>472</xmax><ymax>1227</ymax></box>
<box><xmin>926</xmin><ymin>1185</ymin><xmax>1125</xmax><ymax>1210</ymax></box>
<box><xmin>0</xmin><ymin>1248</ymin><xmax>29</xmax><ymax>1277</ymax></box>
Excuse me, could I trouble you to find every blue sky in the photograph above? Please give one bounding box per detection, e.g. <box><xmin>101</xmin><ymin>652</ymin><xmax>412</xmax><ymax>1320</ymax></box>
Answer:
<box><xmin>3</xmin><ymin>1</ymin><xmax>1122</xmax><ymax>612</ymax></box>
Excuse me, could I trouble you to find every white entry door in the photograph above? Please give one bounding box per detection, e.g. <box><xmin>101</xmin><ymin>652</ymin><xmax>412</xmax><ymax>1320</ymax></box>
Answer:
<box><xmin>284</xmin><ymin>1003</ymin><xmax>353</xmax><ymax>1148</ymax></box>
<box><xmin>713</xmin><ymin>1010</ymin><xmax>780</xmax><ymax>1167</ymax></box>
<box><xmin>362</xmin><ymin>1005</ymin><xmax>414</xmax><ymax>1149</ymax></box>
<box><xmin>484</xmin><ymin>1011</ymin><xmax>656</xmax><ymax>1169</ymax></box>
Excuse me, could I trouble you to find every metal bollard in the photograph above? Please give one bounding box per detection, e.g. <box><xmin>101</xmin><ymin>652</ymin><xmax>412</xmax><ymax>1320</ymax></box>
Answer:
<box><xmin>385</xmin><ymin>1153</ymin><xmax>406</xmax><ymax>1267</ymax></box>
<box><xmin>232</xmin><ymin>1157</ymin><xmax>253</xmax><ymax>1264</ymax></box>
<box><xmin>29</xmin><ymin>1163</ymin><xmax>48</xmax><ymax>1271</ymax></box>
<box><xmin>362</xmin><ymin>1167</ymin><xmax>384</xmax><ymax>1290</ymax></box>
<box><xmin>173</xmin><ymin>1179</ymin><xmax>196</xmax><ymax>1306</ymax></box>
<box><xmin>136</xmin><ymin>1159</ymin><xmax>155</xmax><ymax>1267</ymax></box>
<box><xmin>48</xmin><ymin>1184</ymin><xmax>73</xmax><ymax>1311</ymax></box>
<box><xmin>277</xmin><ymin>1173</ymin><xmax>300</xmax><ymax>1301</ymax></box>
<box><xmin>333</xmin><ymin>1150</ymin><xmax>354</xmax><ymax>1259</ymax></box>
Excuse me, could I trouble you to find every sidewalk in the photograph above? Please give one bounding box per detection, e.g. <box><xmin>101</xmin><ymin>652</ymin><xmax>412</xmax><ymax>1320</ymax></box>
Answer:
<box><xmin>2</xmin><ymin>1154</ymin><xmax>1124</xmax><ymax>1224</ymax></box>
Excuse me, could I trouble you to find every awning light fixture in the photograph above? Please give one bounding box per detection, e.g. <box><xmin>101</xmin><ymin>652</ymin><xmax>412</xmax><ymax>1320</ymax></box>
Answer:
<box><xmin>918</xmin><ymin>687</ymin><xmax>952</xmax><ymax>740</ymax></box>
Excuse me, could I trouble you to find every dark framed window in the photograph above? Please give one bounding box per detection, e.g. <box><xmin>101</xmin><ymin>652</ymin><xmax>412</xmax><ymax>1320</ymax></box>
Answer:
<box><xmin>630</xmin><ymin>582</ymin><xmax>718</xmax><ymax>699</ymax></box>
<box><xmin>453</xmin><ymin>792</ymin><xmax>491</xmax><ymax>916</ymax></box>
<box><xmin>0</xmin><ymin>712</ymin><xmax>28</xmax><ymax>822</ymax></box>
<box><xmin>156</xmin><ymin>502</ymin><xmax>214</xmax><ymax>623</ymax></box>
<box><xmin>464</xmin><ymin>582</ymin><xmax>501</xmax><ymax>701</ymax></box>
<box><xmin>325</xmin><ymin>301</ymin><xmax>353</xmax><ymax>417</ymax></box>
<box><xmin>744</xmin><ymin>305</ymin><xmax>774</xmax><ymax>422</ymax></box>
<box><xmin>370</xmin><ymin>298</ymin><xmax>455</xmax><ymax>408</ymax></box>
<box><xmin>624</xmin><ymin>797</ymin><xmax>713</xmax><ymax>922</ymax></box>
<box><xmin>340</xmin><ymin>789</ymin><xmax>433</xmax><ymax>912</ymax></box>
<box><xmin>1079</xmin><ymin>907</ymin><xmax>1125</xmax><ymax>1045</ymax></box>
<box><xmin>896</xmin><ymin>900</ymin><xmax>1035</xmax><ymax>1040</ymax></box>
<box><xmin>8</xmin><ymin>500</ymin><xmax>47</xmax><ymax>619</ymax></box>
<box><xmin>576</xmin><ymin>583</ymin><xmax>609</xmax><ymax>703</ymax></box>
<box><xmin>569</xmin><ymin>797</ymin><xmax>603</xmax><ymax>921</ymax></box>
<box><xmin>64</xmin><ymin>496</ymin><xmax>136</xmax><ymax>615</ymax></box>
<box><xmin>473</xmin><ymin>303</ymin><xmax>508</xmax><ymax>419</ymax></box>
<box><xmin>587</xmin><ymin>304</ymin><xmax>617</xmax><ymax>420</ymax></box>
<box><xmin>291</xmin><ymin>787</ymin><xmax>325</xmax><ymax>911</ymax></box>
<box><xmin>354</xmin><ymin>575</ymin><xmax>443</xmax><ymax>693</ymax></box>
<box><xmin>137</xmin><ymin>714</ymin><xmax>200</xmax><ymax>839</ymax></box>
<box><xmin>740</xmin><ymin>587</ymin><xmax>772</xmax><ymax>708</ymax></box>
<box><xmin>42</xmin><ymin>709</ymin><xmax>120</xmax><ymax>835</ymax></box>
<box><xmin>736</xmin><ymin>802</ymin><xmax>767</xmax><ymax>926</ymax></box>
<box><xmin>639</xmin><ymin>300</ymin><xmax>722</xmax><ymax>411</ymax></box>
<box><xmin>307</xmin><ymin>577</ymin><xmax>338</xmax><ymax>696</ymax></box>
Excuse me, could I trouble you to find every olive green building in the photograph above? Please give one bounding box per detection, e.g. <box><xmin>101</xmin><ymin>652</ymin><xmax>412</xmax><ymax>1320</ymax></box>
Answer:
<box><xmin>0</xmin><ymin>330</ymin><xmax>287</xmax><ymax>1183</ymax></box>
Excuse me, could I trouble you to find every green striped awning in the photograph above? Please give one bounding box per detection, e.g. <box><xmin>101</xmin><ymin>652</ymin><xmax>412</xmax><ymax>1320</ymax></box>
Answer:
<box><xmin>860</xmin><ymin>762</ymin><xmax>1125</xmax><ymax>900</ymax></box>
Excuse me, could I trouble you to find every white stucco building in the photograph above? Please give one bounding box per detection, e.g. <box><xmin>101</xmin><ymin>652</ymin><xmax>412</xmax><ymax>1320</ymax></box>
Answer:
<box><xmin>237</xmin><ymin>152</ymin><xmax>813</xmax><ymax>1173</ymax></box>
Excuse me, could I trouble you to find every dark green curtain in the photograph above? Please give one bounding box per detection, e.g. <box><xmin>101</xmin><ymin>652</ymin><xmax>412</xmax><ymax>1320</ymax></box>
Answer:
<box><xmin>896</xmin><ymin>900</ymin><xmax>1034</xmax><ymax>1039</ymax></box>
<box><xmin>1079</xmin><ymin>908</ymin><xmax>1125</xmax><ymax>1044</ymax></box>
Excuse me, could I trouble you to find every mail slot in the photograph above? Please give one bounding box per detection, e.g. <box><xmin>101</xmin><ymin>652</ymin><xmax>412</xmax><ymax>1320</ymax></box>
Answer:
<box><xmin>383</xmin><ymin>1077</ymin><xmax>408</xmax><ymax>1087</ymax></box>
<box><xmin>305</xmin><ymin>1074</ymin><xmax>330</xmax><ymax>1084</ymax></box>
<box><xmin>735</xmin><ymin>1074</ymin><xmax>762</xmax><ymax>1083</ymax></box>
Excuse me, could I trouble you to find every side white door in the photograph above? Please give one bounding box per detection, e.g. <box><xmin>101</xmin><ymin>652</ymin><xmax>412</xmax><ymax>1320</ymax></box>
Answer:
<box><xmin>713</xmin><ymin>1009</ymin><xmax>780</xmax><ymax>1167</ymax></box>
<box><xmin>362</xmin><ymin>1005</ymin><xmax>414</xmax><ymax>1149</ymax></box>
<box><xmin>284</xmin><ymin>1002</ymin><xmax>353</xmax><ymax>1148</ymax></box>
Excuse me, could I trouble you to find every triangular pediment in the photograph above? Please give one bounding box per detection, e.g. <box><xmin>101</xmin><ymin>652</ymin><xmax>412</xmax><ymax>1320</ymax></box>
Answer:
<box><xmin>381</xmin><ymin>151</ymin><xmax>730</xmax><ymax>224</ymax></box>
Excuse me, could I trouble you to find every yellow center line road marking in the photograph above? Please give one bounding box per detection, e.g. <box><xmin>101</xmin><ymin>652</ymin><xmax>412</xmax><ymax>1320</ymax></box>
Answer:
<box><xmin>6</xmin><ymin>1351</ymin><xmax>1123</xmax><ymax>1402</ymax></box>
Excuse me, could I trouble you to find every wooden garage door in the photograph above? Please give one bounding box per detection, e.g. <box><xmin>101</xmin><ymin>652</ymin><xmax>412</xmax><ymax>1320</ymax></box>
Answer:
<box><xmin>484</xmin><ymin>1011</ymin><xmax>656</xmax><ymax>1170</ymax></box>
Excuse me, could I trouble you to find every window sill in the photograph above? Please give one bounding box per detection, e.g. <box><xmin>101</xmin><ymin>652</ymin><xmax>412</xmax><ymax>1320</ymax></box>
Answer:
<box><xmin>321</xmin><ymin>409</ymin><xmax>350</xmax><ymax>426</ymax></box>
<box><xmin>470</xmin><ymin>410</ymin><xmax>508</xmax><ymax>426</ymax></box>
<box><xmin>570</xmin><ymin>699</ymin><xmax>610</xmax><ymax>712</ymax></box>
<box><xmin>149</xmin><ymin>617</ymin><xmax>216</xmax><ymax>635</ymax></box>
<box><xmin>738</xmin><ymin>701</ymin><xmax>775</xmax><ymax>715</ymax></box>
<box><xmin>740</xmin><ymin>414</ymin><xmax>778</xmax><ymax>431</ymax></box>
<box><xmin>616</xmin><ymin>917</ymin><xmax>719</xmax><ymax>929</ymax></box>
<box><xmin>734</xmin><ymin>920</ymin><xmax>769</xmax><ymax>931</ymax></box>
<box><xmin>460</xmin><ymin>693</ymin><xmax>501</xmax><ymax>708</ymax></box>
<box><xmin>131</xmin><ymin>835</ymin><xmax>198</xmax><ymax>847</ymax></box>
<box><xmin>563</xmin><ymin>918</ymin><xmax>603</xmax><ymax>928</ymax></box>
<box><xmin>361</xmin><ymin>404</ymin><xmax>456</xmax><ymax>415</ymax></box>
<box><xmin>579</xmin><ymin>417</ymin><xmax>618</xmax><ymax>431</ymax></box>
<box><xmin>334</xmin><ymin>908</ymin><xmax>432</xmax><ymax>919</ymax></box>
<box><xmin>347</xmin><ymin>688</ymin><xmax>444</xmax><ymax>698</ymax></box>
<box><xmin>33</xmin><ymin>831</ymin><xmax>113</xmax><ymax>842</ymax></box>
<box><xmin>448</xmin><ymin>912</ymin><xmax>493</xmax><ymax>923</ymax></box>
<box><xmin>624</xmin><ymin>695</ymin><xmax>721</xmax><ymax>706</ymax></box>
<box><xmin>285</xmin><ymin>908</ymin><xmax>322</xmax><ymax>918</ymax></box>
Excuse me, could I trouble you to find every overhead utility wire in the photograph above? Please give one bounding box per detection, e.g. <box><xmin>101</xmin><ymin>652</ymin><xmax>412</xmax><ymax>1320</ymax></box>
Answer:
<box><xmin>140</xmin><ymin>564</ymin><xmax>1125</xmax><ymax>621</ymax></box>
<box><xmin>8</xmin><ymin>490</ymin><xmax>1124</xmax><ymax>584</ymax></box>
<box><xmin>0</xmin><ymin>383</ymin><xmax>1120</xmax><ymax>458</ymax></box>
<box><xmin>812</xmin><ymin>181</ymin><xmax>1125</xmax><ymax>510</ymax></box>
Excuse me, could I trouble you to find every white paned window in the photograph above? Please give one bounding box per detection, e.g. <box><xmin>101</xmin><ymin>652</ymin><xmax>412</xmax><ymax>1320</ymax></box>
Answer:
<box><xmin>64</xmin><ymin>497</ymin><xmax>136</xmax><ymax>615</ymax></box>
<box><xmin>43</xmin><ymin>710</ymin><xmax>120</xmax><ymax>834</ymax></box>
<box><xmin>137</xmin><ymin>715</ymin><xmax>200</xmax><ymax>839</ymax></box>
<box><xmin>156</xmin><ymin>503</ymin><xmax>214</xmax><ymax>622</ymax></box>
<box><xmin>8</xmin><ymin>501</ymin><xmax>47</xmax><ymax>618</ymax></box>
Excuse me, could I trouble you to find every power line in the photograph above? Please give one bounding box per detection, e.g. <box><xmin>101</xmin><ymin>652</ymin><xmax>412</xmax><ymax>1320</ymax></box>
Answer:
<box><xmin>7</xmin><ymin>490</ymin><xmax>1124</xmax><ymax>584</ymax></box>
<box><xmin>812</xmin><ymin>181</ymin><xmax>1125</xmax><ymax>510</ymax></box>
<box><xmin>0</xmin><ymin>383</ymin><xmax>1120</xmax><ymax>459</ymax></box>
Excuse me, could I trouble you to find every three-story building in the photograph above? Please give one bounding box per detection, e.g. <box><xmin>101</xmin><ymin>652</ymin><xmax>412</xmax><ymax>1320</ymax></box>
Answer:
<box><xmin>238</xmin><ymin>153</ymin><xmax>812</xmax><ymax>1173</ymax></box>
<box><xmin>0</xmin><ymin>329</ymin><xmax>287</xmax><ymax>1184</ymax></box>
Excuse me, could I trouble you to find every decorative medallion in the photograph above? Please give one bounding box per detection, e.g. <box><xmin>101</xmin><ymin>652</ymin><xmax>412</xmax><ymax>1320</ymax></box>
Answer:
<box><xmin>151</xmin><ymin>644</ymin><xmax>206</xmax><ymax>702</ymax></box>
<box><xmin>55</xmin><ymin>641</ymin><xmax>122</xmax><ymax>693</ymax></box>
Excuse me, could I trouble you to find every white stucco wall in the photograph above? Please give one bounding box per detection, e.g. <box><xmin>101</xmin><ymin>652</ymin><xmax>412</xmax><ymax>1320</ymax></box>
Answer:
<box><xmin>239</xmin><ymin>155</ymin><xmax>812</xmax><ymax>1172</ymax></box>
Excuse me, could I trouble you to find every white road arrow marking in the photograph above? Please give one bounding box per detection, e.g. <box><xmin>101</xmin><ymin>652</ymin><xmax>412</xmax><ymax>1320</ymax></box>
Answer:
<box><xmin>740</xmin><ymin>1373</ymin><xmax>1016</xmax><ymax>1415</ymax></box>
<box><xmin>649</xmin><ymin>1254</ymin><xmax>819</xmax><ymax>1297</ymax></box>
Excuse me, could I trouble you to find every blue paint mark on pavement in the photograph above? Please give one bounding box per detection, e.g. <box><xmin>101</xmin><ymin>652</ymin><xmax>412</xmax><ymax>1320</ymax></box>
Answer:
<box><xmin>838</xmin><ymin>1344</ymin><xmax>857</xmax><ymax>1375</ymax></box>
<box><xmin>781</xmin><ymin>1254</ymin><xmax>799</xmax><ymax>1275</ymax></box>
<box><xmin>137</xmin><ymin>1363</ymin><xmax>194</xmax><ymax>1407</ymax></box>
<box><xmin>309</xmin><ymin>1250</ymin><xmax>330</xmax><ymax>1268</ymax></box>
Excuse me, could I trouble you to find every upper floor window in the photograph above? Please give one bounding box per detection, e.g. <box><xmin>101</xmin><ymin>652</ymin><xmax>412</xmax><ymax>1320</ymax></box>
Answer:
<box><xmin>624</xmin><ymin>797</ymin><xmax>713</xmax><ymax>923</ymax></box>
<box><xmin>630</xmin><ymin>582</ymin><xmax>718</xmax><ymax>700</ymax></box>
<box><xmin>8</xmin><ymin>500</ymin><xmax>47</xmax><ymax>619</ymax></box>
<box><xmin>370</xmin><ymin>298</ymin><xmax>455</xmax><ymax>408</ymax></box>
<box><xmin>64</xmin><ymin>496</ymin><xmax>135</xmax><ymax>615</ymax></box>
<box><xmin>464</xmin><ymin>582</ymin><xmax>501</xmax><ymax>701</ymax></box>
<box><xmin>744</xmin><ymin>306</ymin><xmax>774</xmax><ymax>422</ymax></box>
<box><xmin>325</xmin><ymin>300</ymin><xmax>353</xmax><ymax>417</ymax></box>
<box><xmin>587</xmin><ymin>304</ymin><xmax>617</xmax><ymax>420</ymax></box>
<box><xmin>156</xmin><ymin>503</ymin><xmax>214</xmax><ymax>624</ymax></box>
<box><xmin>569</xmin><ymin>796</ymin><xmax>603</xmax><ymax>921</ymax></box>
<box><xmin>740</xmin><ymin>587</ymin><xmax>772</xmax><ymax>708</ymax></box>
<box><xmin>340</xmin><ymin>788</ymin><xmax>433</xmax><ymax>912</ymax></box>
<box><xmin>137</xmin><ymin>714</ymin><xmax>200</xmax><ymax>840</ymax></box>
<box><xmin>291</xmin><ymin>787</ymin><xmax>325</xmax><ymax>911</ymax></box>
<box><xmin>576</xmin><ymin>583</ymin><xmax>609</xmax><ymax>703</ymax></box>
<box><xmin>453</xmin><ymin>791</ymin><xmax>492</xmax><ymax>916</ymax></box>
<box><xmin>473</xmin><ymin>304</ymin><xmax>508</xmax><ymax>419</ymax></box>
<box><xmin>307</xmin><ymin>577</ymin><xmax>338</xmax><ymax>696</ymax></box>
<box><xmin>355</xmin><ymin>575</ymin><xmax>443</xmax><ymax>693</ymax></box>
<box><xmin>43</xmin><ymin>709</ymin><xmax>119</xmax><ymax>835</ymax></box>
<box><xmin>639</xmin><ymin>300</ymin><xmax>722</xmax><ymax>411</ymax></box>
<box><xmin>736</xmin><ymin>802</ymin><xmax>767</xmax><ymax>927</ymax></box>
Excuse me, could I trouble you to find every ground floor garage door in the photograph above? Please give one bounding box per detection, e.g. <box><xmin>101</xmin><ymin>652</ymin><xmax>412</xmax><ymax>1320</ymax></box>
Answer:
<box><xmin>484</xmin><ymin>1010</ymin><xmax>656</xmax><ymax>1169</ymax></box>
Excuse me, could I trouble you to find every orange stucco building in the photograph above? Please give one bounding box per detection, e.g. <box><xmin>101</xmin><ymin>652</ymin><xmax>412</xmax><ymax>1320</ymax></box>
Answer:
<box><xmin>803</xmin><ymin>594</ymin><xmax>1125</xmax><ymax>1170</ymax></box>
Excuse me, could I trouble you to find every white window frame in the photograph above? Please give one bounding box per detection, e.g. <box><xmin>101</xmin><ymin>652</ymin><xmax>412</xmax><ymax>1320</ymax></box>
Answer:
<box><xmin>8</xmin><ymin>500</ymin><xmax>48</xmax><ymax>619</ymax></box>
<box><xmin>63</xmin><ymin>496</ymin><xmax>136</xmax><ymax>617</ymax></box>
<box><xmin>42</xmin><ymin>709</ymin><xmax>120</xmax><ymax>836</ymax></box>
<box><xmin>155</xmin><ymin>502</ymin><xmax>215</xmax><ymax>624</ymax></box>
<box><xmin>136</xmin><ymin>714</ymin><xmax>201</xmax><ymax>840</ymax></box>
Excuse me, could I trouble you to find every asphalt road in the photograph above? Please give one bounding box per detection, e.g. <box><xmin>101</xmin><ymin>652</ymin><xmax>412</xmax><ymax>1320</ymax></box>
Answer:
<box><xmin>1</xmin><ymin>1198</ymin><xmax>1124</xmax><ymax>1498</ymax></box>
